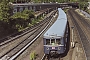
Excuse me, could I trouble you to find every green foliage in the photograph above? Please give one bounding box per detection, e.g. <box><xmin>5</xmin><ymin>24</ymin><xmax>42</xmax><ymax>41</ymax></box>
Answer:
<box><xmin>87</xmin><ymin>9</ymin><xmax>90</xmax><ymax>14</ymax></box>
<box><xmin>23</xmin><ymin>9</ymin><xmax>35</xmax><ymax>18</ymax></box>
<box><xmin>11</xmin><ymin>9</ymin><xmax>34</xmax><ymax>19</ymax></box>
<box><xmin>64</xmin><ymin>8</ymin><xmax>69</xmax><ymax>13</ymax></box>
<box><xmin>11</xmin><ymin>12</ymin><xmax>29</xmax><ymax>20</ymax></box>
<box><xmin>10</xmin><ymin>9</ymin><xmax>35</xmax><ymax>31</ymax></box>
<box><xmin>10</xmin><ymin>0</ymin><xmax>15</xmax><ymax>2</ymax></box>
<box><xmin>88</xmin><ymin>0</ymin><xmax>90</xmax><ymax>2</ymax></box>
<box><xmin>16</xmin><ymin>24</ymin><xmax>24</xmax><ymax>31</ymax></box>
<box><xmin>31</xmin><ymin>19</ymin><xmax>37</xmax><ymax>25</ymax></box>
<box><xmin>79</xmin><ymin>2</ymin><xmax>89</xmax><ymax>10</ymax></box>
<box><xmin>30</xmin><ymin>51</ymin><xmax>35</xmax><ymax>60</ymax></box>
<box><xmin>0</xmin><ymin>1</ymin><xmax>12</xmax><ymax>22</ymax></box>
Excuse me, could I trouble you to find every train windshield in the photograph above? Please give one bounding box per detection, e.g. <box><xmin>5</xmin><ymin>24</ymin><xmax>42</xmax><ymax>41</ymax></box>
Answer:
<box><xmin>56</xmin><ymin>39</ymin><xmax>61</xmax><ymax>45</ymax></box>
<box><xmin>46</xmin><ymin>39</ymin><xmax>61</xmax><ymax>45</ymax></box>
<box><xmin>46</xmin><ymin>39</ymin><xmax>50</xmax><ymax>45</ymax></box>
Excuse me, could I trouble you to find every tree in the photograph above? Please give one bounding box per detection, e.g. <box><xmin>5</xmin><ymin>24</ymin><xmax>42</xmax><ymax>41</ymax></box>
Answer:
<box><xmin>79</xmin><ymin>2</ymin><xmax>89</xmax><ymax>10</ymax></box>
<box><xmin>10</xmin><ymin>9</ymin><xmax>35</xmax><ymax>31</ymax></box>
<box><xmin>0</xmin><ymin>0</ymin><xmax>12</xmax><ymax>22</ymax></box>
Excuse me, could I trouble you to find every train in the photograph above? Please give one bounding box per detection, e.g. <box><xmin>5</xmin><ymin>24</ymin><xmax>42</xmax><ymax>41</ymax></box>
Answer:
<box><xmin>43</xmin><ymin>8</ymin><xmax>69</xmax><ymax>57</ymax></box>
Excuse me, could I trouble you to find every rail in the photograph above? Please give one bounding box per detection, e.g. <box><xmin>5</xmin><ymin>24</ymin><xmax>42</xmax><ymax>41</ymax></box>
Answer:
<box><xmin>41</xmin><ymin>54</ymin><xmax>46</xmax><ymax>60</ymax></box>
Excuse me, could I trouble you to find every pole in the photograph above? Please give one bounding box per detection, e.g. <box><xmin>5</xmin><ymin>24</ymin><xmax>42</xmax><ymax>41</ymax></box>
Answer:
<box><xmin>71</xmin><ymin>26</ymin><xmax>74</xmax><ymax>48</ymax></box>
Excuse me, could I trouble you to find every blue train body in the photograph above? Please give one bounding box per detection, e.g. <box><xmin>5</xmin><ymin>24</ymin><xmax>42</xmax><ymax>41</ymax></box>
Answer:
<box><xmin>43</xmin><ymin>8</ymin><xmax>68</xmax><ymax>55</ymax></box>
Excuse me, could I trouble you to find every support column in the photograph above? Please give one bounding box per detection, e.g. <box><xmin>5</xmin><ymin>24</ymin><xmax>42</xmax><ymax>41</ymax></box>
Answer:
<box><xmin>71</xmin><ymin>26</ymin><xmax>75</xmax><ymax>48</ymax></box>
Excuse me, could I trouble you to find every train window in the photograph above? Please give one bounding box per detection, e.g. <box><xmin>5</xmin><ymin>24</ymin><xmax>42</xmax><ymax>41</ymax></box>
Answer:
<box><xmin>56</xmin><ymin>39</ymin><xmax>61</xmax><ymax>45</ymax></box>
<box><xmin>51</xmin><ymin>39</ymin><xmax>55</xmax><ymax>45</ymax></box>
<box><xmin>19</xmin><ymin>8</ymin><xmax>23</xmax><ymax>12</ymax></box>
<box><xmin>46</xmin><ymin>39</ymin><xmax>50</xmax><ymax>45</ymax></box>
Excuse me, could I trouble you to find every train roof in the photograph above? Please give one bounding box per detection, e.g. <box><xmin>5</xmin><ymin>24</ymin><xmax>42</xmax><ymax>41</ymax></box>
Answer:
<box><xmin>44</xmin><ymin>8</ymin><xmax>67</xmax><ymax>38</ymax></box>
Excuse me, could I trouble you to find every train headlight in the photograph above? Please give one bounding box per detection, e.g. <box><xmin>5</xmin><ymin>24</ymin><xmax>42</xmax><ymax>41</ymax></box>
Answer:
<box><xmin>47</xmin><ymin>47</ymin><xmax>49</xmax><ymax>50</ymax></box>
<box><xmin>58</xmin><ymin>47</ymin><xmax>60</xmax><ymax>50</ymax></box>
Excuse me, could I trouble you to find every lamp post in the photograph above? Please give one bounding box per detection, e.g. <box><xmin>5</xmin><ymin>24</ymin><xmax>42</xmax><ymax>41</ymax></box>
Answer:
<box><xmin>71</xmin><ymin>26</ymin><xmax>75</xmax><ymax>48</ymax></box>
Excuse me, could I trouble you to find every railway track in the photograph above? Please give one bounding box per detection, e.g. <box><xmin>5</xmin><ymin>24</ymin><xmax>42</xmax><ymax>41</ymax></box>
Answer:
<box><xmin>72</xmin><ymin>10</ymin><xmax>90</xmax><ymax>41</ymax></box>
<box><xmin>35</xmin><ymin>8</ymin><xmax>52</xmax><ymax>18</ymax></box>
<box><xmin>41</xmin><ymin>54</ymin><xmax>63</xmax><ymax>60</ymax></box>
<box><xmin>0</xmin><ymin>20</ymin><xmax>45</xmax><ymax>46</ymax></box>
<box><xmin>35</xmin><ymin>8</ymin><xmax>52</xmax><ymax>14</ymax></box>
<box><xmin>74</xmin><ymin>10</ymin><xmax>90</xmax><ymax>29</ymax></box>
<box><xmin>0</xmin><ymin>10</ymin><xmax>57</xmax><ymax>60</ymax></box>
<box><xmin>48</xmin><ymin>57</ymin><xmax>62</xmax><ymax>60</ymax></box>
<box><xmin>68</xmin><ymin>9</ymin><xmax>90</xmax><ymax>60</ymax></box>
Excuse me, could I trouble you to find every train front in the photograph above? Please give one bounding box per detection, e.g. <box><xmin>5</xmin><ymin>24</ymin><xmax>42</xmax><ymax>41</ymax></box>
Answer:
<box><xmin>43</xmin><ymin>35</ymin><xmax>65</xmax><ymax>56</ymax></box>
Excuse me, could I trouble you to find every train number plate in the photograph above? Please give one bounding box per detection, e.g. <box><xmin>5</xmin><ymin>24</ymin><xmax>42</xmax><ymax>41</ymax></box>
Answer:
<box><xmin>52</xmin><ymin>47</ymin><xmax>55</xmax><ymax>49</ymax></box>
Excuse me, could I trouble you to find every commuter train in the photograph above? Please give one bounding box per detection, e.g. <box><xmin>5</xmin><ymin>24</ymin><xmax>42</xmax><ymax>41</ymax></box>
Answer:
<box><xmin>43</xmin><ymin>8</ymin><xmax>69</xmax><ymax>57</ymax></box>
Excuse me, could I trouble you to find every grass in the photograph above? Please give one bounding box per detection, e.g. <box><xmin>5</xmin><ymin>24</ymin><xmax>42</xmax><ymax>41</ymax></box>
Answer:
<box><xmin>30</xmin><ymin>51</ymin><xmax>35</xmax><ymax>60</ymax></box>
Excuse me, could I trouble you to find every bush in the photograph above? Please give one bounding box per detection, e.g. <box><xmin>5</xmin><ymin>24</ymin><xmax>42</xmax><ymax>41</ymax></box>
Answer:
<box><xmin>30</xmin><ymin>51</ymin><xmax>35</xmax><ymax>60</ymax></box>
